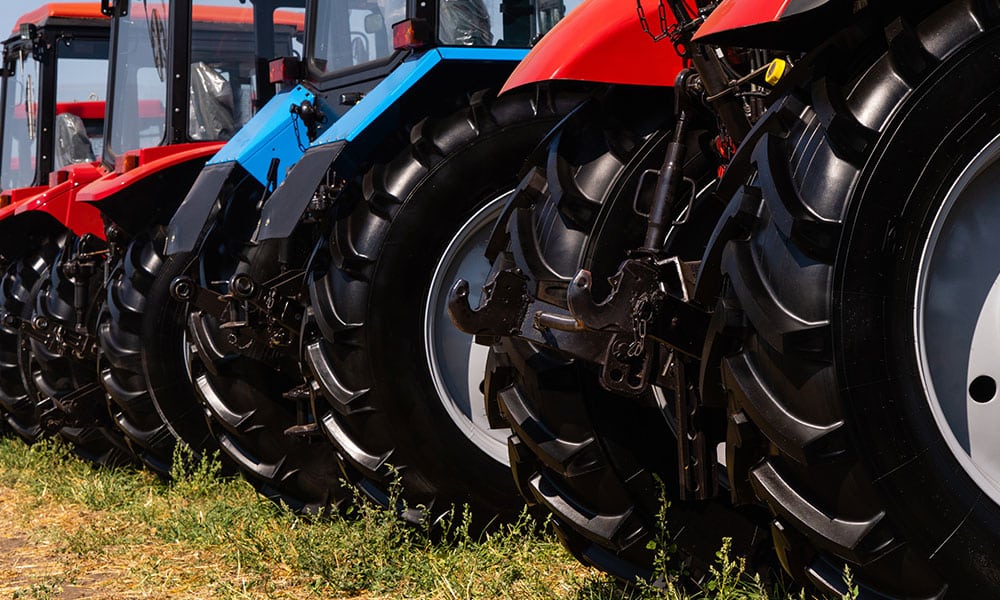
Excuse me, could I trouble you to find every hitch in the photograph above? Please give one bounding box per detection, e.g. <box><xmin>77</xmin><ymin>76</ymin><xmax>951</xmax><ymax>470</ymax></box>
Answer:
<box><xmin>21</xmin><ymin>312</ymin><xmax>99</xmax><ymax>360</ymax></box>
<box><xmin>282</xmin><ymin>381</ymin><xmax>325</xmax><ymax>439</ymax></box>
<box><xmin>447</xmin><ymin>270</ymin><xmax>531</xmax><ymax>337</ymax></box>
<box><xmin>171</xmin><ymin>270</ymin><xmax>307</xmax><ymax>359</ymax></box>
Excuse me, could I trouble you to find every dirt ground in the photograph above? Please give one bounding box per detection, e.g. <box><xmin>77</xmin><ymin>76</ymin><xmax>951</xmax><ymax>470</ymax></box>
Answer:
<box><xmin>0</xmin><ymin>486</ymin><xmax>133</xmax><ymax>599</ymax></box>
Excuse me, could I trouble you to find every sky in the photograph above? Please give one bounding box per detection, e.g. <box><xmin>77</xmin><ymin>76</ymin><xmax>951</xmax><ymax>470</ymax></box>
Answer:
<box><xmin>0</xmin><ymin>1</ymin><xmax>54</xmax><ymax>41</ymax></box>
<box><xmin>0</xmin><ymin>0</ymin><xmax>267</xmax><ymax>103</ymax></box>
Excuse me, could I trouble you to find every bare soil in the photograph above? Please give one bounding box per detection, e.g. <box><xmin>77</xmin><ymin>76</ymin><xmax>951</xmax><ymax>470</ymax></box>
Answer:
<box><xmin>0</xmin><ymin>486</ymin><xmax>124</xmax><ymax>598</ymax></box>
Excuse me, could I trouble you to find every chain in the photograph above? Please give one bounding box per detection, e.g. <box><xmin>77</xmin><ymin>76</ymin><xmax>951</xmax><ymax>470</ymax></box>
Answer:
<box><xmin>290</xmin><ymin>111</ymin><xmax>308</xmax><ymax>152</ymax></box>
<box><xmin>636</xmin><ymin>0</ymin><xmax>671</xmax><ymax>42</ymax></box>
<box><xmin>627</xmin><ymin>293</ymin><xmax>653</xmax><ymax>357</ymax></box>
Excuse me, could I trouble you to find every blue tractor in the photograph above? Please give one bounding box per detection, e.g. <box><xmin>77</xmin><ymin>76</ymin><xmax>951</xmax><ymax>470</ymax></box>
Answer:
<box><xmin>111</xmin><ymin>0</ymin><xmax>590</xmax><ymax>519</ymax></box>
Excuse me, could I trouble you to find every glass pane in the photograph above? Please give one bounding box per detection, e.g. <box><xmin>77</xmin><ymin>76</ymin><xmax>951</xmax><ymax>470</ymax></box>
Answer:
<box><xmin>106</xmin><ymin>0</ymin><xmax>169</xmax><ymax>157</ymax></box>
<box><xmin>188</xmin><ymin>1</ymin><xmax>303</xmax><ymax>140</ymax></box>
<box><xmin>440</xmin><ymin>0</ymin><xmax>585</xmax><ymax>47</ymax></box>
<box><xmin>190</xmin><ymin>0</ymin><xmax>253</xmax><ymax>141</ymax></box>
<box><xmin>310</xmin><ymin>0</ymin><xmax>404</xmax><ymax>74</ymax></box>
<box><xmin>1</xmin><ymin>49</ymin><xmax>41</xmax><ymax>191</ymax></box>
<box><xmin>54</xmin><ymin>38</ymin><xmax>110</xmax><ymax>170</ymax></box>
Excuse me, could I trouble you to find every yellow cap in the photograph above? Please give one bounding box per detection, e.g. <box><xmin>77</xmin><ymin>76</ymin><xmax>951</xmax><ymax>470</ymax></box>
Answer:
<box><xmin>765</xmin><ymin>58</ymin><xmax>788</xmax><ymax>86</ymax></box>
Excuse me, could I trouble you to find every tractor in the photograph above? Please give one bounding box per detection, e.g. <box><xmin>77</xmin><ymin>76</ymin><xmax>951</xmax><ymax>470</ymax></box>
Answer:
<box><xmin>113</xmin><ymin>0</ymin><xmax>594</xmax><ymax>520</ymax></box>
<box><xmin>0</xmin><ymin>3</ymin><xmax>125</xmax><ymax>462</ymax></box>
<box><xmin>453</xmin><ymin>0</ymin><xmax>1000</xmax><ymax>596</ymax></box>
<box><xmin>0</xmin><ymin>0</ymin><xmax>305</xmax><ymax>473</ymax></box>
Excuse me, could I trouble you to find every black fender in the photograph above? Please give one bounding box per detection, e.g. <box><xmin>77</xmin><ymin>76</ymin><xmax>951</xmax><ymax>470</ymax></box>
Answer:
<box><xmin>254</xmin><ymin>142</ymin><xmax>345</xmax><ymax>242</ymax></box>
<box><xmin>165</xmin><ymin>162</ymin><xmax>245</xmax><ymax>256</ymax></box>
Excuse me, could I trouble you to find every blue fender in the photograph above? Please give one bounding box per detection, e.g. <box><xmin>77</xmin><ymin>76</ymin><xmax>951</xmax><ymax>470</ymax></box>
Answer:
<box><xmin>165</xmin><ymin>85</ymin><xmax>337</xmax><ymax>255</ymax></box>
<box><xmin>255</xmin><ymin>46</ymin><xmax>528</xmax><ymax>242</ymax></box>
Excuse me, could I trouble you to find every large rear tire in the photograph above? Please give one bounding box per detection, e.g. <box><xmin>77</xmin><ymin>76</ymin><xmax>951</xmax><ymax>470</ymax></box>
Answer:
<box><xmin>305</xmin><ymin>86</ymin><xmax>586</xmax><ymax>528</ymax></box>
<box><xmin>180</xmin><ymin>177</ymin><xmax>354</xmax><ymax>513</ymax></box>
<box><xmin>0</xmin><ymin>242</ymin><xmax>61</xmax><ymax>442</ymax></box>
<box><xmin>99</xmin><ymin>233</ymin><xmax>186</xmax><ymax>475</ymax></box>
<box><xmin>486</xmin><ymin>87</ymin><xmax>768</xmax><ymax>583</ymax></box>
<box><xmin>29</xmin><ymin>234</ymin><xmax>135</xmax><ymax>467</ymax></box>
<box><xmin>700</xmin><ymin>2</ymin><xmax>1000</xmax><ymax>595</ymax></box>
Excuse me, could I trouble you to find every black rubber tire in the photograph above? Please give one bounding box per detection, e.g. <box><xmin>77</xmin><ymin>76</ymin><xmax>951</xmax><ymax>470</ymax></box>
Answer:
<box><xmin>99</xmin><ymin>233</ymin><xmax>183</xmax><ymax>475</ymax></box>
<box><xmin>29</xmin><ymin>234</ymin><xmax>135</xmax><ymax>467</ymax></box>
<box><xmin>304</xmin><ymin>85</ymin><xmax>587</xmax><ymax>529</ymax></box>
<box><xmin>698</xmin><ymin>2</ymin><xmax>1000</xmax><ymax>596</ymax></box>
<box><xmin>0</xmin><ymin>241</ymin><xmax>62</xmax><ymax>442</ymax></box>
<box><xmin>487</xmin><ymin>86</ymin><xmax>769</xmax><ymax>584</ymax></box>
<box><xmin>180</xmin><ymin>180</ymin><xmax>354</xmax><ymax>514</ymax></box>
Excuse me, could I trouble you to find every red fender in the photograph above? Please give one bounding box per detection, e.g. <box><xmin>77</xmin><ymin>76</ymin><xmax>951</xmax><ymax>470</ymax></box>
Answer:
<box><xmin>501</xmin><ymin>0</ymin><xmax>683</xmax><ymax>94</ymax></box>
<box><xmin>693</xmin><ymin>0</ymin><xmax>846</xmax><ymax>49</ymax></box>
<box><xmin>76</xmin><ymin>142</ymin><xmax>225</xmax><ymax>204</ymax></box>
<box><xmin>695</xmin><ymin>0</ymin><xmax>795</xmax><ymax>38</ymax></box>
<box><xmin>0</xmin><ymin>163</ymin><xmax>106</xmax><ymax>239</ymax></box>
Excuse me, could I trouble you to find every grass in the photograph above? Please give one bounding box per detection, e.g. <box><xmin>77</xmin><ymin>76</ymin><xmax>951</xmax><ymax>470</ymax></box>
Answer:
<box><xmin>0</xmin><ymin>437</ymin><xmax>849</xmax><ymax>599</ymax></box>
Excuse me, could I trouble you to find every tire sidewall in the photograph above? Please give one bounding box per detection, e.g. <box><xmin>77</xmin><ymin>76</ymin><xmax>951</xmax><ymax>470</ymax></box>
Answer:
<box><xmin>366</xmin><ymin>120</ymin><xmax>552</xmax><ymax>501</ymax></box>
<box><xmin>836</xmin><ymin>31</ymin><xmax>1000</xmax><ymax>583</ymax></box>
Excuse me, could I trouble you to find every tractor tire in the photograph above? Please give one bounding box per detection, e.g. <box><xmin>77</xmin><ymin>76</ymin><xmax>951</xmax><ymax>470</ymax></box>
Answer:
<box><xmin>304</xmin><ymin>85</ymin><xmax>588</xmax><ymax>529</ymax></box>
<box><xmin>0</xmin><ymin>241</ymin><xmax>62</xmax><ymax>442</ymax></box>
<box><xmin>487</xmin><ymin>87</ymin><xmax>769</xmax><ymax>584</ymax></box>
<box><xmin>99</xmin><ymin>233</ymin><xmax>185</xmax><ymax>475</ymax></box>
<box><xmin>699</xmin><ymin>1</ymin><xmax>1000</xmax><ymax>596</ymax></box>
<box><xmin>182</xmin><ymin>194</ymin><xmax>354</xmax><ymax>514</ymax></box>
<box><xmin>29</xmin><ymin>235</ymin><xmax>135</xmax><ymax>467</ymax></box>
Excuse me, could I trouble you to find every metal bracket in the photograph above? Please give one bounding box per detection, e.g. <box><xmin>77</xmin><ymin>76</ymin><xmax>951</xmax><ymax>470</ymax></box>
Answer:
<box><xmin>448</xmin><ymin>269</ymin><xmax>531</xmax><ymax>337</ymax></box>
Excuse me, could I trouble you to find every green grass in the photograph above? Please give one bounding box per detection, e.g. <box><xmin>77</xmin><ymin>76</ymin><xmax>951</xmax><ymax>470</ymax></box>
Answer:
<box><xmin>0</xmin><ymin>437</ymin><xmax>848</xmax><ymax>599</ymax></box>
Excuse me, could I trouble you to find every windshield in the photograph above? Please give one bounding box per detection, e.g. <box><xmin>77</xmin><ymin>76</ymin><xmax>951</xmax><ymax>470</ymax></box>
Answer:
<box><xmin>107</xmin><ymin>0</ymin><xmax>305</xmax><ymax>159</ymax></box>
<box><xmin>54</xmin><ymin>38</ymin><xmax>110</xmax><ymax>170</ymax></box>
<box><xmin>307</xmin><ymin>0</ymin><xmax>584</xmax><ymax>76</ymax></box>
<box><xmin>188</xmin><ymin>0</ymin><xmax>304</xmax><ymax>140</ymax></box>
<box><xmin>106</xmin><ymin>0</ymin><xmax>169</xmax><ymax>157</ymax></box>
<box><xmin>0</xmin><ymin>47</ymin><xmax>41</xmax><ymax>191</ymax></box>
<box><xmin>441</xmin><ymin>0</ymin><xmax>585</xmax><ymax>46</ymax></box>
<box><xmin>310</xmin><ymin>0</ymin><xmax>404</xmax><ymax>74</ymax></box>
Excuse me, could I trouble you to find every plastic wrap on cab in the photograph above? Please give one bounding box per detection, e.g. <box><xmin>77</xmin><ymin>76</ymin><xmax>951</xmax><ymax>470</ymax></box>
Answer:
<box><xmin>54</xmin><ymin>112</ymin><xmax>96</xmax><ymax>170</ymax></box>
<box><xmin>189</xmin><ymin>62</ymin><xmax>236</xmax><ymax>141</ymax></box>
<box><xmin>439</xmin><ymin>0</ymin><xmax>493</xmax><ymax>46</ymax></box>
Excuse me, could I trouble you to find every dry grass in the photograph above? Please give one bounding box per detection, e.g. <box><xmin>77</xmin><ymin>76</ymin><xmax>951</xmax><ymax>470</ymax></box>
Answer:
<box><xmin>0</xmin><ymin>437</ymin><xmax>834</xmax><ymax>599</ymax></box>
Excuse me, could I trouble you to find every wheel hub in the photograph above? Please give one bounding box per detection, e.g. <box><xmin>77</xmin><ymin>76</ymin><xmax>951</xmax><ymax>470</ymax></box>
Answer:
<box><xmin>425</xmin><ymin>194</ymin><xmax>511</xmax><ymax>466</ymax></box>
<box><xmin>918</xmin><ymin>133</ymin><xmax>1000</xmax><ymax>500</ymax></box>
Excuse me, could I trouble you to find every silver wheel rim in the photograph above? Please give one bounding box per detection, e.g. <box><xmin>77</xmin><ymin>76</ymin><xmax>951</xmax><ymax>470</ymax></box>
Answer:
<box><xmin>917</xmin><ymin>132</ymin><xmax>1000</xmax><ymax>503</ymax></box>
<box><xmin>425</xmin><ymin>194</ymin><xmax>511</xmax><ymax>466</ymax></box>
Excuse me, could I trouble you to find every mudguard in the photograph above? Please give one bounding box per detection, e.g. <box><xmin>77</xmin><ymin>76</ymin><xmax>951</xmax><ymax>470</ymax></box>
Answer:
<box><xmin>0</xmin><ymin>163</ymin><xmax>105</xmax><ymax>241</ymax></box>
<box><xmin>76</xmin><ymin>142</ymin><xmax>223</xmax><ymax>236</ymax></box>
<box><xmin>500</xmin><ymin>0</ymin><xmax>683</xmax><ymax>94</ymax></box>
<box><xmin>694</xmin><ymin>0</ymin><xmax>851</xmax><ymax>49</ymax></box>
<box><xmin>77</xmin><ymin>143</ymin><xmax>224</xmax><ymax>205</ymax></box>
<box><xmin>14</xmin><ymin>163</ymin><xmax>106</xmax><ymax>238</ymax></box>
<box><xmin>254</xmin><ymin>46</ymin><xmax>527</xmax><ymax>242</ymax></box>
<box><xmin>165</xmin><ymin>86</ymin><xmax>336</xmax><ymax>255</ymax></box>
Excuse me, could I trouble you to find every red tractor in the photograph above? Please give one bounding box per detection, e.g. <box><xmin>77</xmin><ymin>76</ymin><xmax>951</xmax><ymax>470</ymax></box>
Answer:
<box><xmin>0</xmin><ymin>4</ymin><xmax>121</xmax><ymax>461</ymax></box>
<box><xmin>0</xmin><ymin>0</ymin><xmax>304</xmax><ymax>471</ymax></box>
<box><xmin>454</xmin><ymin>0</ymin><xmax>1000</xmax><ymax>596</ymax></box>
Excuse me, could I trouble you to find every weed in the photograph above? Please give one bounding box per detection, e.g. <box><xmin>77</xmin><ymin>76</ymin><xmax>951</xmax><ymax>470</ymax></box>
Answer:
<box><xmin>0</xmin><ymin>436</ymin><xmax>851</xmax><ymax>599</ymax></box>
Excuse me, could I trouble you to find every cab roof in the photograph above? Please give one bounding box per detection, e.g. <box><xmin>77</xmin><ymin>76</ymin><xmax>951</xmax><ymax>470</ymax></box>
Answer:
<box><xmin>13</xmin><ymin>3</ymin><xmax>109</xmax><ymax>33</ymax></box>
<box><xmin>13</xmin><ymin>4</ymin><xmax>304</xmax><ymax>35</ymax></box>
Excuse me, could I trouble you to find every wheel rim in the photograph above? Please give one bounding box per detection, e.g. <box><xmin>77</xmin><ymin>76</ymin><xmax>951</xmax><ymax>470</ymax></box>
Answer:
<box><xmin>917</xmin><ymin>132</ymin><xmax>1000</xmax><ymax>502</ymax></box>
<box><xmin>425</xmin><ymin>194</ymin><xmax>511</xmax><ymax>466</ymax></box>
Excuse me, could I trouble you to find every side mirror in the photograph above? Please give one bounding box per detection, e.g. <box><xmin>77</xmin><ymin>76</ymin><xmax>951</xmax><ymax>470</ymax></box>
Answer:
<box><xmin>364</xmin><ymin>13</ymin><xmax>385</xmax><ymax>34</ymax></box>
<box><xmin>19</xmin><ymin>24</ymin><xmax>37</xmax><ymax>42</ymax></box>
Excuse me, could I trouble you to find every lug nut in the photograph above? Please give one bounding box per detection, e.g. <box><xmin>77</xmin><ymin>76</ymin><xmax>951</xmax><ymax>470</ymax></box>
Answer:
<box><xmin>171</xmin><ymin>277</ymin><xmax>194</xmax><ymax>301</ymax></box>
<box><xmin>231</xmin><ymin>274</ymin><xmax>255</xmax><ymax>298</ymax></box>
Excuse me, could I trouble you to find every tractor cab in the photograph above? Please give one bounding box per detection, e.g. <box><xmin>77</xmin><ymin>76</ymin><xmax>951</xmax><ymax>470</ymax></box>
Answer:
<box><xmin>289</xmin><ymin>0</ymin><xmax>583</xmax><ymax>118</ymax></box>
<box><xmin>170</xmin><ymin>0</ymin><xmax>587</xmax><ymax>252</ymax></box>
<box><xmin>78</xmin><ymin>0</ymin><xmax>306</xmax><ymax>235</ymax></box>
<box><xmin>0</xmin><ymin>4</ymin><xmax>110</xmax><ymax>197</ymax></box>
